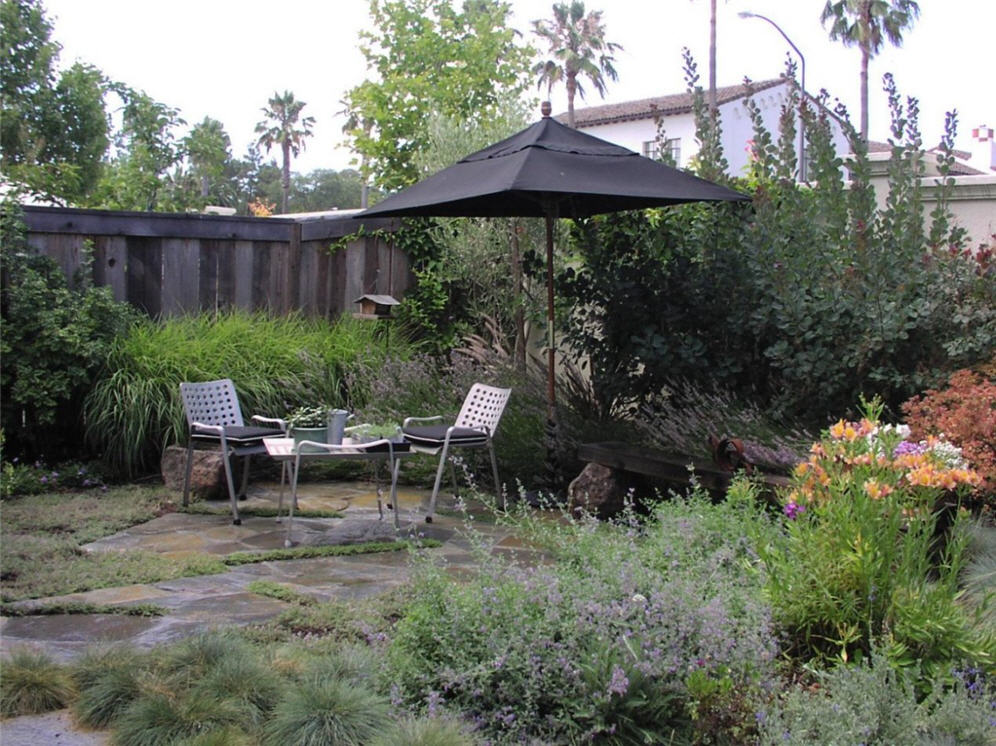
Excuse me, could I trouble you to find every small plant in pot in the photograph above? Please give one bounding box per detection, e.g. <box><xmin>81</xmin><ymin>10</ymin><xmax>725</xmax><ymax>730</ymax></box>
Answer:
<box><xmin>287</xmin><ymin>406</ymin><xmax>331</xmax><ymax>445</ymax></box>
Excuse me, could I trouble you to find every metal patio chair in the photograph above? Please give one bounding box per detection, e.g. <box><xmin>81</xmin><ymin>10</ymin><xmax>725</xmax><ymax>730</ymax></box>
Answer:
<box><xmin>179</xmin><ymin>379</ymin><xmax>286</xmax><ymax>524</ymax></box>
<box><xmin>402</xmin><ymin>383</ymin><xmax>511</xmax><ymax>522</ymax></box>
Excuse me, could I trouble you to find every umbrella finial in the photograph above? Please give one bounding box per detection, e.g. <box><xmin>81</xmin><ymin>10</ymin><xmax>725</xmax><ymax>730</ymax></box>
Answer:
<box><xmin>540</xmin><ymin>100</ymin><xmax>552</xmax><ymax>118</ymax></box>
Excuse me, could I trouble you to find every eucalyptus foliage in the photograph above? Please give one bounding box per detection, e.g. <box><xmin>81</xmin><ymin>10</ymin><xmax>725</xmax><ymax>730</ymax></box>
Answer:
<box><xmin>561</xmin><ymin>63</ymin><xmax>993</xmax><ymax>426</ymax></box>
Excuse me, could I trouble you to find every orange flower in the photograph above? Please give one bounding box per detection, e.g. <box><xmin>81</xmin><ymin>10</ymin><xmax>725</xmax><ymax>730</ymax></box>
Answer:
<box><xmin>829</xmin><ymin>420</ymin><xmax>846</xmax><ymax>439</ymax></box>
<box><xmin>863</xmin><ymin>479</ymin><xmax>893</xmax><ymax>500</ymax></box>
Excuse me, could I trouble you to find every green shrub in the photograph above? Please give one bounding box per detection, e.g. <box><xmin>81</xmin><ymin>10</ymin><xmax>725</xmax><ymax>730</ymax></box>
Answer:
<box><xmin>262</xmin><ymin>673</ymin><xmax>390</xmax><ymax>746</ymax></box>
<box><xmin>0</xmin><ymin>201</ymin><xmax>138</xmax><ymax>461</ymax></box>
<box><xmin>560</xmin><ymin>70</ymin><xmax>992</xmax><ymax>426</ymax></box>
<box><xmin>759</xmin><ymin>651</ymin><xmax>995</xmax><ymax>746</ymax></box>
<box><xmin>83</xmin><ymin>310</ymin><xmax>403</xmax><ymax>477</ymax></box>
<box><xmin>0</xmin><ymin>648</ymin><xmax>75</xmax><ymax>717</ymax></box>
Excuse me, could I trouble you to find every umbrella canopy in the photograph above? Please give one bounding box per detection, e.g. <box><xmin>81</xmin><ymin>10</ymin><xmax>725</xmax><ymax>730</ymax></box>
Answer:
<box><xmin>361</xmin><ymin>112</ymin><xmax>749</xmax><ymax>428</ymax></box>
<box><xmin>361</xmin><ymin>114</ymin><xmax>748</xmax><ymax>219</ymax></box>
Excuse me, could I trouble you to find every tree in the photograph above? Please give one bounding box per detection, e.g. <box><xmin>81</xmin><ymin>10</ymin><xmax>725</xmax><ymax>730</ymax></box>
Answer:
<box><xmin>342</xmin><ymin>0</ymin><xmax>532</xmax><ymax>190</ymax></box>
<box><xmin>254</xmin><ymin>90</ymin><xmax>314</xmax><ymax>214</ymax></box>
<box><xmin>291</xmin><ymin>169</ymin><xmax>365</xmax><ymax>212</ymax></box>
<box><xmin>531</xmin><ymin>0</ymin><xmax>621</xmax><ymax>128</ymax></box>
<box><xmin>183</xmin><ymin>117</ymin><xmax>235</xmax><ymax>205</ymax></box>
<box><xmin>89</xmin><ymin>87</ymin><xmax>186</xmax><ymax>211</ymax></box>
<box><xmin>821</xmin><ymin>0</ymin><xmax>920</xmax><ymax>140</ymax></box>
<box><xmin>1</xmin><ymin>0</ymin><xmax>109</xmax><ymax>203</ymax></box>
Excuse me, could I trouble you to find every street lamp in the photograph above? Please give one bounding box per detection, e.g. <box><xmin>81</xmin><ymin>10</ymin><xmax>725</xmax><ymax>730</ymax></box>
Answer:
<box><xmin>738</xmin><ymin>11</ymin><xmax>807</xmax><ymax>181</ymax></box>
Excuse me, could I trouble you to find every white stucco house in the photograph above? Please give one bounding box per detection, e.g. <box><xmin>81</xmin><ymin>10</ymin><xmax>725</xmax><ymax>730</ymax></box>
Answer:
<box><xmin>559</xmin><ymin>77</ymin><xmax>849</xmax><ymax>179</ymax></box>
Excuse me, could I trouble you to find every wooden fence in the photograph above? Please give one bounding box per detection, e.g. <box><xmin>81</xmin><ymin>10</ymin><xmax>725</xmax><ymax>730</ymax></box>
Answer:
<box><xmin>19</xmin><ymin>206</ymin><xmax>406</xmax><ymax>319</ymax></box>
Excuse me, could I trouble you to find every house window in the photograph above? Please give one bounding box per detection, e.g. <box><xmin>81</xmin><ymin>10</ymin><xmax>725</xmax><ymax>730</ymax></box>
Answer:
<box><xmin>643</xmin><ymin>138</ymin><xmax>681</xmax><ymax>165</ymax></box>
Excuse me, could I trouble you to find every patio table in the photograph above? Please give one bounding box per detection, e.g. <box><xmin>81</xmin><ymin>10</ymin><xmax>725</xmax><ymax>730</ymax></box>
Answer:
<box><xmin>263</xmin><ymin>436</ymin><xmax>413</xmax><ymax>545</ymax></box>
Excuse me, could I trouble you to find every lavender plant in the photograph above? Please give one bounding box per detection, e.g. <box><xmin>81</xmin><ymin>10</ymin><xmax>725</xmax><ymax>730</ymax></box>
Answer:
<box><xmin>386</xmin><ymin>484</ymin><xmax>779</xmax><ymax>743</ymax></box>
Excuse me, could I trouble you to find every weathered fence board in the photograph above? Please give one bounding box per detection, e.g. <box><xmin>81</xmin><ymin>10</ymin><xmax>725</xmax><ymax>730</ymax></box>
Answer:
<box><xmin>17</xmin><ymin>207</ymin><xmax>405</xmax><ymax>319</ymax></box>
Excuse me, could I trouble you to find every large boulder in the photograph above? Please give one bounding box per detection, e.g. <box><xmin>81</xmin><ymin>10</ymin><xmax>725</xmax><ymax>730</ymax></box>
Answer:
<box><xmin>567</xmin><ymin>462</ymin><xmax>639</xmax><ymax>519</ymax></box>
<box><xmin>161</xmin><ymin>445</ymin><xmax>226</xmax><ymax>501</ymax></box>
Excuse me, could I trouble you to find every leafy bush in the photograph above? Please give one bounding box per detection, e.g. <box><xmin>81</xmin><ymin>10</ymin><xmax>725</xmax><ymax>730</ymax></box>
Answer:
<box><xmin>759</xmin><ymin>650</ymin><xmax>995</xmax><ymax>746</ymax></box>
<box><xmin>560</xmin><ymin>69</ymin><xmax>993</xmax><ymax>427</ymax></box>
<box><xmin>0</xmin><ymin>648</ymin><xmax>76</xmax><ymax>717</ymax></box>
<box><xmin>0</xmin><ymin>200</ymin><xmax>138</xmax><ymax>460</ymax></box>
<box><xmin>386</xmin><ymin>485</ymin><xmax>779</xmax><ymax>743</ymax></box>
<box><xmin>760</xmin><ymin>403</ymin><xmax>993</xmax><ymax>680</ymax></box>
<box><xmin>83</xmin><ymin>310</ymin><xmax>401</xmax><ymax>477</ymax></box>
<box><xmin>902</xmin><ymin>367</ymin><xmax>996</xmax><ymax>509</ymax></box>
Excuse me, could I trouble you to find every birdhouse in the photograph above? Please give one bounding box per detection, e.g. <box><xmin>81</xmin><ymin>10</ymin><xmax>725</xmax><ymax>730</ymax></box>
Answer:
<box><xmin>353</xmin><ymin>294</ymin><xmax>399</xmax><ymax>320</ymax></box>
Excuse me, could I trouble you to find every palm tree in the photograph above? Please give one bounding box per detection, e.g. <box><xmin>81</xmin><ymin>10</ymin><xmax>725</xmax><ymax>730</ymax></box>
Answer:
<box><xmin>254</xmin><ymin>91</ymin><xmax>315</xmax><ymax>213</ymax></box>
<box><xmin>821</xmin><ymin>0</ymin><xmax>920</xmax><ymax>140</ymax></box>
<box><xmin>532</xmin><ymin>1</ymin><xmax>622</xmax><ymax>128</ymax></box>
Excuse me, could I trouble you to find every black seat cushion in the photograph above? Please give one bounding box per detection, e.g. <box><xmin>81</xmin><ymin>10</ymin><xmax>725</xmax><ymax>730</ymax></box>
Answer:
<box><xmin>402</xmin><ymin>425</ymin><xmax>488</xmax><ymax>447</ymax></box>
<box><xmin>192</xmin><ymin>425</ymin><xmax>285</xmax><ymax>443</ymax></box>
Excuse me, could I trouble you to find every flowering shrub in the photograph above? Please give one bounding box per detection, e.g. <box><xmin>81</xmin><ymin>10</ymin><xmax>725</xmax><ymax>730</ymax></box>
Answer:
<box><xmin>761</xmin><ymin>404</ymin><xmax>992</xmax><ymax>679</ymax></box>
<box><xmin>902</xmin><ymin>368</ymin><xmax>996</xmax><ymax>508</ymax></box>
<box><xmin>387</xmin><ymin>489</ymin><xmax>779</xmax><ymax>743</ymax></box>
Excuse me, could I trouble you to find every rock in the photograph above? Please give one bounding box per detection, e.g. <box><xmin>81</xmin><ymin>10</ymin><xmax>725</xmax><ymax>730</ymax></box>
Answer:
<box><xmin>567</xmin><ymin>462</ymin><xmax>637</xmax><ymax>519</ymax></box>
<box><xmin>161</xmin><ymin>445</ymin><xmax>226</xmax><ymax>501</ymax></box>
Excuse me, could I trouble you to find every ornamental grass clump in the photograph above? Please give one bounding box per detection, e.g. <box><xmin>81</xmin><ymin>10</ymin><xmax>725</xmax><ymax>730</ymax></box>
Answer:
<box><xmin>387</xmin><ymin>487</ymin><xmax>779</xmax><ymax>743</ymax></box>
<box><xmin>761</xmin><ymin>401</ymin><xmax>993</xmax><ymax>679</ymax></box>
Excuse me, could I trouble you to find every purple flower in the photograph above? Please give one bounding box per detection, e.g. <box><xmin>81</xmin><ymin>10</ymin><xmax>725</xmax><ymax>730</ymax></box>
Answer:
<box><xmin>783</xmin><ymin>501</ymin><xmax>805</xmax><ymax>519</ymax></box>
<box><xmin>893</xmin><ymin>440</ymin><xmax>927</xmax><ymax>457</ymax></box>
<box><xmin>607</xmin><ymin>665</ymin><xmax>630</xmax><ymax>696</ymax></box>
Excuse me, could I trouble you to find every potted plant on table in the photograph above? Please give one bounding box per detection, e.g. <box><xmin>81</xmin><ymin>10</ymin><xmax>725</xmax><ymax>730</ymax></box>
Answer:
<box><xmin>287</xmin><ymin>405</ymin><xmax>330</xmax><ymax>445</ymax></box>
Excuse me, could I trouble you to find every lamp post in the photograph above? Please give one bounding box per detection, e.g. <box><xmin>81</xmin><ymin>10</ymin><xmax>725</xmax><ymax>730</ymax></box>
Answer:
<box><xmin>738</xmin><ymin>11</ymin><xmax>807</xmax><ymax>181</ymax></box>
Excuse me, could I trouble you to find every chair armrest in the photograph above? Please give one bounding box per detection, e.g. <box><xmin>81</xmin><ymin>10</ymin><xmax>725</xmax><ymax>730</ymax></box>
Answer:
<box><xmin>191</xmin><ymin>421</ymin><xmax>224</xmax><ymax>435</ymax></box>
<box><xmin>402</xmin><ymin>415</ymin><xmax>445</xmax><ymax>427</ymax></box>
<box><xmin>252</xmin><ymin>415</ymin><xmax>287</xmax><ymax>432</ymax></box>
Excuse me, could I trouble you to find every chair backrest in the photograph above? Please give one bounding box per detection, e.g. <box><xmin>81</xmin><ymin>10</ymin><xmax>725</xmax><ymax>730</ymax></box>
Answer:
<box><xmin>455</xmin><ymin>383</ymin><xmax>511</xmax><ymax>435</ymax></box>
<box><xmin>180</xmin><ymin>379</ymin><xmax>245</xmax><ymax>428</ymax></box>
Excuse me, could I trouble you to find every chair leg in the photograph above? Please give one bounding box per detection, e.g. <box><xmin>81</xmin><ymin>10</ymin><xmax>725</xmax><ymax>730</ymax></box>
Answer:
<box><xmin>449</xmin><ymin>459</ymin><xmax>459</xmax><ymax>498</ymax></box>
<box><xmin>220</xmin><ymin>446</ymin><xmax>242</xmax><ymax>525</ymax></box>
<box><xmin>488</xmin><ymin>440</ymin><xmax>503</xmax><ymax>511</ymax></box>
<box><xmin>426</xmin><ymin>443</ymin><xmax>450</xmax><ymax>523</ymax></box>
<box><xmin>239</xmin><ymin>454</ymin><xmax>251</xmax><ymax>499</ymax></box>
<box><xmin>182</xmin><ymin>443</ymin><xmax>195</xmax><ymax>507</ymax></box>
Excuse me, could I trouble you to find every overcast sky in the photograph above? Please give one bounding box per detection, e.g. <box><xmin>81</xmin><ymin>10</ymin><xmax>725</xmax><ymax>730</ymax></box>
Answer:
<box><xmin>43</xmin><ymin>0</ymin><xmax>993</xmax><ymax>173</ymax></box>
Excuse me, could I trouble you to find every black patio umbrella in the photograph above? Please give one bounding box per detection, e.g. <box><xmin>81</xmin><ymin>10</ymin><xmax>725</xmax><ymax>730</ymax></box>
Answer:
<box><xmin>361</xmin><ymin>107</ymin><xmax>749</xmax><ymax>426</ymax></box>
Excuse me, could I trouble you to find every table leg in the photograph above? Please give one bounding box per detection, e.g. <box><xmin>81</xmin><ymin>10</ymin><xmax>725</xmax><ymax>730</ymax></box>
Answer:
<box><xmin>276</xmin><ymin>461</ymin><xmax>287</xmax><ymax>523</ymax></box>
<box><xmin>389</xmin><ymin>456</ymin><xmax>402</xmax><ymax>530</ymax></box>
<box><xmin>285</xmin><ymin>457</ymin><xmax>300</xmax><ymax>548</ymax></box>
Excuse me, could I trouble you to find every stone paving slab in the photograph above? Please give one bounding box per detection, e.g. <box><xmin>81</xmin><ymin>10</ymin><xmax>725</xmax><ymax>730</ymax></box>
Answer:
<box><xmin>0</xmin><ymin>482</ymin><xmax>551</xmax><ymax>743</ymax></box>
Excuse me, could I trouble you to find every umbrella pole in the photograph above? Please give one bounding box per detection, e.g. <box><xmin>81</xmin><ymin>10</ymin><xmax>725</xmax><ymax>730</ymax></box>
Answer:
<box><xmin>544</xmin><ymin>211</ymin><xmax>556</xmax><ymax>421</ymax></box>
<box><xmin>543</xmin><ymin>210</ymin><xmax>561</xmax><ymax>492</ymax></box>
